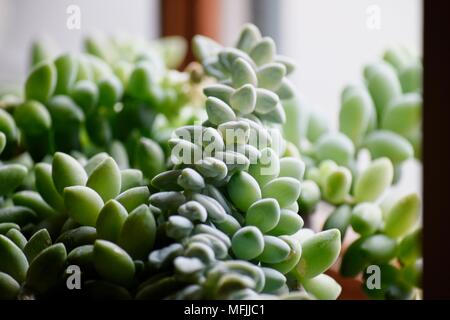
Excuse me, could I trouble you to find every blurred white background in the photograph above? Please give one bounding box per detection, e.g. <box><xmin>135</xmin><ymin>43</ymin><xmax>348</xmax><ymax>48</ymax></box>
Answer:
<box><xmin>0</xmin><ymin>0</ymin><xmax>159</xmax><ymax>84</ymax></box>
<box><xmin>281</xmin><ymin>0</ymin><xmax>422</xmax><ymax>119</ymax></box>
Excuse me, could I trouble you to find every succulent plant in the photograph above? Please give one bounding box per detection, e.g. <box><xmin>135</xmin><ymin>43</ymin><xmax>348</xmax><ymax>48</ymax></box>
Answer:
<box><xmin>0</xmin><ymin>33</ymin><xmax>202</xmax><ymax>186</ymax></box>
<box><xmin>259</xmin><ymin>39</ymin><xmax>423</xmax><ymax>299</ymax></box>
<box><xmin>0</xmin><ymin>23</ymin><xmax>422</xmax><ymax>301</ymax></box>
<box><xmin>303</xmin><ymin>47</ymin><xmax>423</xmax><ymax>300</ymax></box>
<box><xmin>0</xmin><ymin>24</ymin><xmax>343</xmax><ymax>300</ymax></box>
<box><xmin>140</xmin><ymin>23</ymin><xmax>342</xmax><ymax>299</ymax></box>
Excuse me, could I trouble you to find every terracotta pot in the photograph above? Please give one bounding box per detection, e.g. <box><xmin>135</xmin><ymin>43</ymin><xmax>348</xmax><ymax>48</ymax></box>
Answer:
<box><xmin>326</xmin><ymin>269</ymin><xmax>367</xmax><ymax>300</ymax></box>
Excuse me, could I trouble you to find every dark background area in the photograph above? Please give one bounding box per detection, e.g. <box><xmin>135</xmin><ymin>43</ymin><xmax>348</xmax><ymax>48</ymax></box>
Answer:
<box><xmin>423</xmin><ymin>0</ymin><xmax>450</xmax><ymax>300</ymax></box>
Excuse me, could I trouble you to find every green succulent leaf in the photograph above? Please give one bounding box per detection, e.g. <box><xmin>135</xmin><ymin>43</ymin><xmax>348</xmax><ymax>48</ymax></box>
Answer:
<box><xmin>93</xmin><ymin>240</ymin><xmax>135</xmax><ymax>286</ymax></box>
<box><xmin>25</xmin><ymin>243</ymin><xmax>67</xmax><ymax>294</ymax></box>
<box><xmin>230</xmin><ymin>84</ymin><xmax>256</xmax><ymax>114</ymax></box>
<box><xmin>301</xmin><ymin>274</ymin><xmax>342</xmax><ymax>300</ymax></box>
<box><xmin>14</xmin><ymin>100</ymin><xmax>52</xmax><ymax>136</ymax></box>
<box><xmin>64</xmin><ymin>186</ymin><xmax>104</xmax><ymax>227</ymax></box>
<box><xmin>231</xmin><ymin>226</ymin><xmax>264</xmax><ymax>260</ymax></box>
<box><xmin>350</xmin><ymin>203</ymin><xmax>383</xmax><ymax>236</ymax></box>
<box><xmin>294</xmin><ymin>229</ymin><xmax>341</xmax><ymax>279</ymax></box>
<box><xmin>23</xmin><ymin>229</ymin><xmax>52</xmax><ymax>263</ymax></box>
<box><xmin>227</xmin><ymin>171</ymin><xmax>262</xmax><ymax>212</ymax></box>
<box><xmin>34</xmin><ymin>163</ymin><xmax>65</xmax><ymax>212</ymax></box>
<box><xmin>398</xmin><ymin>229</ymin><xmax>421</xmax><ymax>265</ymax></box>
<box><xmin>96</xmin><ymin>199</ymin><xmax>128</xmax><ymax>242</ymax></box>
<box><xmin>25</xmin><ymin>61</ymin><xmax>57</xmax><ymax>103</ymax></box>
<box><xmin>52</xmin><ymin>152</ymin><xmax>88</xmax><ymax>195</ymax></box>
<box><xmin>231</xmin><ymin>58</ymin><xmax>257</xmax><ymax>88</ymax></box>
<box><xmin>0</xmin><ymin>272</ymin><xmax>20</xmax><ymax>299</ymax></box>
<box><xmin>365</xmin><ymin>62</ymin><xmax>402</xmax><ymax>121</ymax></box>
<box><xmin>339</xmin><ymin>85</ymin><xmax>374</xmax><ymax>146</ymax></box>
<box><xmin>363</xmin><ymin>130</ymin><xmax>414</xmax><ymax>165</ymax></box>
<box><xmin>246</xmin><ymin>198</ymin><xmax>280</xmax><ymax>233</ymax></box>
<box><xmin>257</xmin><ymin>63</ymin><xmax>286</xmax><ymax>91</ymax></box>
<box><xmin>314</xmin><ymin>133</ymin><xmax>355</xmax><ymax>167</ymax></box>
<box><xmin>354</xmin><ymin>157</ymin><xmax>393</xmax><ymax>203</ymax></box>
<box><xmin>86</xmin><ymin>156</ymin><xmax>122</xmax><ymax>202</ymax></box>
<box><xmin>250</xmin><ymin>37</ymin><xmax>275</xmax><ymax>66</ymax></box>
<box><xmin>0</xmin><ymin>164</ymin><xmax>28</xmax><ymax>196</ymax></box>
<box><xmin>54</xmin><ymin>53</ymin><xmax>79</xmax><ymax>95</ymax></box>
<box><xmin>383</xmin><ymin>193</ymin><xmax>420</xmax><ymax>238</ymax></box>
<box><xmin>0</xmin><ymin>235</ymin><xmax>29</xmax><ymax>283</ymax></box>
<box><xmin>118</xmin><ymin>204</ymin><xmax>156</xmax><ymax>260</ymax></box>
<box><xmin>262</xmin><ymin>177</ymin><xmax>301</xmax><ymax>208</ymax></box>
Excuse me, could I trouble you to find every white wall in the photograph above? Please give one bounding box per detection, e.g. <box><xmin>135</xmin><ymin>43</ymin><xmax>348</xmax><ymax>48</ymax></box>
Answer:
<box><xmin>220</xmin><ymin>0</ymin><xmax>252</xmax><ymax>46</ymax></box>
<box><xmin>280</xmin><ymin>0</ymin><xmax>422</xmax><ymax>120</ymax></box>
<box><xmin>0</xmin><ymin>0</ymin><xmax>159</xmax><ymax>84</ymax></box>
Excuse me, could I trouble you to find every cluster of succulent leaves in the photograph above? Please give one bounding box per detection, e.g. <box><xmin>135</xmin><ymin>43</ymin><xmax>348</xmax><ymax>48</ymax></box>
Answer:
<box><xmin>0</xmin><ymin>25</ymin><xmax>344</xmax><ymax>300</ymax></box>
<box><xmin>284</xmin><ymin>46</ymin><xmax>422</xmax><ymax>299</ymax></box>
<box><xmin>0</xmin><ymin>25</ymin><xmax>423</xmax><ymax>300</ymax></box>
<box><xmin>141</xmin><ymin>24</ymin><xmax>345</xmax><ymax>300</ymax></box>
<box><xmin>0</xmin><ymin>148</ymin><xmax>150</xmax><ymax>298</ymax></box>
<box><xmin>146</xmin><ymin>24</ymin><xmax>343</xmax><ymax>300</ymax></box>
<box><xmin>0</xmin><ymin>32</ymin><xmax>201</xmax><ymax>183</ymax></box>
